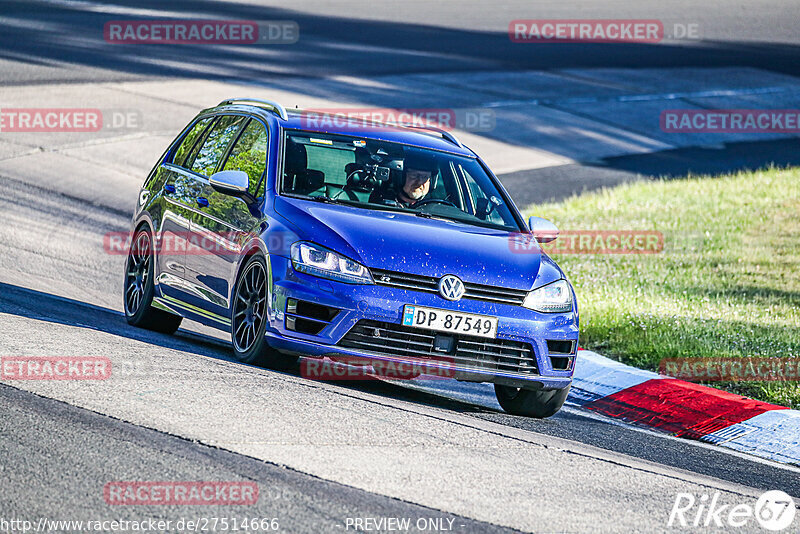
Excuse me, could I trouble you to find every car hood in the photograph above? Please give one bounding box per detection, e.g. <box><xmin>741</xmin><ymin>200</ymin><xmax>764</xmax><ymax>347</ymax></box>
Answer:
<box><xmin>274</xmin><ymin>197</ymin><xmax>562</xmax><ymax>290</ymax></box>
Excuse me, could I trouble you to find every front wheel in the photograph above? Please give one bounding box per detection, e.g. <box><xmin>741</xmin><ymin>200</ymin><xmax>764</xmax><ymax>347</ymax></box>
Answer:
<box><xmin>124</xmin><ymin>228</ymin><xmax>183</xmax><ymax>334</ymax></box>
<box><xmin>494</xmin><ymin>384</ymin><xmax>570</xmax><ymax>418</ymax></box>
<box><xmin>231</xmin><ymin>256</ymin><xmax>297</xmax><ymax>371</ymax></box>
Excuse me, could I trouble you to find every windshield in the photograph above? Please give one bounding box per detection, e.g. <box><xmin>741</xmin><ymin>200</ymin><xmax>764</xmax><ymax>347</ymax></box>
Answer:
<box><xmin>280</xmin><ymin>130</ymin><xmax>522</xmax><ymax>231</ymax></box>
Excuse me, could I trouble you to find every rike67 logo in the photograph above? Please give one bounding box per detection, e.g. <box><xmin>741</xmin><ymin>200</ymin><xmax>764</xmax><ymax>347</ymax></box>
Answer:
<box><xmin>668</xmin><ymin>490</ymin><xmax>796</xmax><ymax>531</ymax></box>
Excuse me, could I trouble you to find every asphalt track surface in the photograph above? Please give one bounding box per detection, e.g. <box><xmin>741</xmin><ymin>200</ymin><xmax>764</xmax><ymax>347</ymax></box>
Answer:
<box><xmin>2</xmin><ymin>1</ymin><xmax>800</xmax><ymax>532</ymax></box>
<box><xmin>4</xmin><ymin>0</ymin><xmax>800</xmax><ymax>198</ymax></box>
<box><xmin>1</xmin><ymin>120</ymin><xmax>799</xmax><ymax>533</ymax></box>
<box><xmin>3</xmin><ymin>0</ymin><xmax>800</xmax><ymax>85</ymax></box>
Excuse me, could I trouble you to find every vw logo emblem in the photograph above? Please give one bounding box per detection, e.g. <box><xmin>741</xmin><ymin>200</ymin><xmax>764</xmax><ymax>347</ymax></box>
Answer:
<box><xmin>438</xmin><ymin>274</ymin><xmax>465</xmax><ymax>301</ymax></box>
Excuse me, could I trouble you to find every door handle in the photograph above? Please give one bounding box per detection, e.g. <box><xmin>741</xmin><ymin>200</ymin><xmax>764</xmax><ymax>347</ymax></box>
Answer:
<box><xmin>196</xmin><ymin>197</ymin><xmax>209</xmax><ymax>207</ymax></box>
<box><xmin>164</xmin><ymin>184</ymin><xmax>175</xmax><ymax>194</ymax></box>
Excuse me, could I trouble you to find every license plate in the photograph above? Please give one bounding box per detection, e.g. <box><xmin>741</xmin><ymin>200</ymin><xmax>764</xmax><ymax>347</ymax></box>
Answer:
<box><xmin>402</xmin><ymin>305</ymin><xmax>497</xmax><ymax>339</ymax></box>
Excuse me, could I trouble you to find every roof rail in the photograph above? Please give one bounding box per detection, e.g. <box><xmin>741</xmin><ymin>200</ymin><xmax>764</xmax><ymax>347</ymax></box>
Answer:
<box><xmin>401</xmin><ymin>123</ymin><xmax>465</xmax><ymax>149</ymax></box>
<box><xmin>217</xmin><ymin>97</ymin><xmax>288</xmax><ymax>121</ymax></box>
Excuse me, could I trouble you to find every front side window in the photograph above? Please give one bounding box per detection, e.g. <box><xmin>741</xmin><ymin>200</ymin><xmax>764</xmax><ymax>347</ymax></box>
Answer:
<box><xmin>188</xmin><ymin>115</ymin><xmax>245</xmax><ymax>177</ymax></box>
<box><xmin>459</xmin><ymin>164</ymin><xmax>508</xmax><ymax>227</ymax></box>
<box><xmin>222</xmin><ymin>119</ymin><xmax>268</xmax><ymax>195</ymax></box>
<box><xmin>280</xmin><ymin>131</ymin><xmax>521</xmax><ymax>231</ymax></box>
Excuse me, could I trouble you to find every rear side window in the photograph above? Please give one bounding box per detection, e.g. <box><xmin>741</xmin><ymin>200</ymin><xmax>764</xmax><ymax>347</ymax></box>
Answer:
<box><xmin>223</xmin><ymin>119</ymin><xmax>268</xmax><ymax>195</ymax></box>
<box><xmin>172</xmin><ymin>117</ymin><xmax>213</xmax><ymax>167</ymax></box>
<box><xmin>188</xmin><ymin>115</ymin><xmax>246</xmax><ymax>177</ymax></box>
<box><xmin>305</xmin><ymin>145</ymin><xmax>354</xmax><ymax>186</ymax></box>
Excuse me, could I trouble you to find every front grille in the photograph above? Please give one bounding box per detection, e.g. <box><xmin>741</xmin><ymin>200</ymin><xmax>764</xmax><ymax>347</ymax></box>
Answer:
<box><xmin>339</xmin><ymin>320</ymin><xmax>538</xmax><ymax>375</ymax></box>
<box><xmin>370</xmin><ymin>268</ymin><xmax>528</xmax><ymax>306</ymax></box>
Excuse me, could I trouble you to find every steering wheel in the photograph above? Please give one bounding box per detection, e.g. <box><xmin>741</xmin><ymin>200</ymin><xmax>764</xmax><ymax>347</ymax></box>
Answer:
<box><xmin>413</xmin><ymin>198</ymin><xmax>458</xmax><ymax>209</ymax></box>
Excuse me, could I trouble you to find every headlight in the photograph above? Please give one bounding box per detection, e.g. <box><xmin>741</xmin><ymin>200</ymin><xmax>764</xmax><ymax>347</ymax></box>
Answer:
<box><xmin>522</xmin><ymin>279</ymin><xmax>572</xmax><ymax>313</ymax></box>
<box><xmin>291</xmin><ymin>242</ymin><xmax>373</xmax><ymax>284</ymax></box>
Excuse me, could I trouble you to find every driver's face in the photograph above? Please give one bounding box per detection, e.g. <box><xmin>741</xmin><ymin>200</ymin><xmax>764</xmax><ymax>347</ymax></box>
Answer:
<box><xmin>403</xmin><ymin>169</ymin><xmax>431</xmax><ymax>200</ymax></box>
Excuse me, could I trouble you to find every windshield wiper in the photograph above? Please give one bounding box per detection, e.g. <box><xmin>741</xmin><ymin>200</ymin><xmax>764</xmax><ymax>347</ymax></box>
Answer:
<box><xmin>413</xmin><ymin>211</ymin><xmax>453</xmax><ymax>223</ymax></box>
<box><xmin>306</xmin><ymin>194</ymin><xmax>342</xmax><ymax>204</ymax></box>
<box><xmin>412</xmin><ymin>210</ymin><xmax>514</xmax><ymax>231</ymax></box>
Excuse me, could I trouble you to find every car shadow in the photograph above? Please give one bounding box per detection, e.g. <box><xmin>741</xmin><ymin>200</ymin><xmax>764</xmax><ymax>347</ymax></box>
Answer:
<box><xmin>5</xmin><ymin>284</ymin><xmax>799</xmax><ymax>500</ymax></box>
<box><xmin>0</xmin><ymin>281</ymin><xmax>495</xmax><ymax>415</ymax></box>
<box><xmin>0</xmin><ymin>282</ymin><xmax>236</xmax><ymax>361</ymax></box>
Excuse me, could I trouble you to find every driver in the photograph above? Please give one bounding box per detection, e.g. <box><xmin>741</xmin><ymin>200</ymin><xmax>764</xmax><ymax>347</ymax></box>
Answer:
<box><xmin>372</xmin><ymin>152</ymin><xmax>436</xmax><ymax>208</ymax></box>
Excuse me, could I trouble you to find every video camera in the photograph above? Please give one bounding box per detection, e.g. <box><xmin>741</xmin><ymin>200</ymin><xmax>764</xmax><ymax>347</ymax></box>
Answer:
<box><xmin>345</xmin><ymin>157</ymin><xmax>403</xmax><ymax>190</ymax></box>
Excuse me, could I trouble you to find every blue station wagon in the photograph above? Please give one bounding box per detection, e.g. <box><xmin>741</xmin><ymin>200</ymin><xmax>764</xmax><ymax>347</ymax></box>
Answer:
<box><xmin>124</xmin><ymin>98</ymin><xmax>579</xmax><ymax>417</ymax></box>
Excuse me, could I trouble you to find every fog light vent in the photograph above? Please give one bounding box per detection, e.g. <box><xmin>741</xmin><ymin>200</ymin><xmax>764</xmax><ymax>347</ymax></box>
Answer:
<box><xmin>547</xmin><ymin>340</ymin><xmax>575</xmax><ymax>355</ymax></box>
<box><xmin>285</xmin><ymin>298</ymin><xmax>340</xmax><ymax>335</ymax></box>
<box><xmin>550</xmin><ymin>356</ymin><xmax>574</xmax><ymax>371</ymax></box>
<box><xmin>286</xmin><ymin>298</ymin><xmax>339</xmax><ymax>321</ymax></box>
<box><xmin>286</xmin><ymin>316</ymin><xmax>327</xmax><ymax>335</ymax></box>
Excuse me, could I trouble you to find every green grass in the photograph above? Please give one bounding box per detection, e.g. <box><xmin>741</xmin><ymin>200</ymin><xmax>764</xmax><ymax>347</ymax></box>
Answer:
<box><xmin>525</xmin><ymin>167</ymin><xmax>800</xmax><ymax>407</ymax></box>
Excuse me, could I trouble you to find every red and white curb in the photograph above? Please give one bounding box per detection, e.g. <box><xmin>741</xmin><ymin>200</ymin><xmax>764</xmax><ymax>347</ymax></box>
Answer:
<box><xmin>352</xmin><ymin>348</ymin><xmax>800</xmax><ymax>467</ymax></box>
<box><xmin>572</xmin><ymin>350</ymin><xmax>800</xmax><ymax>466</ymax></box>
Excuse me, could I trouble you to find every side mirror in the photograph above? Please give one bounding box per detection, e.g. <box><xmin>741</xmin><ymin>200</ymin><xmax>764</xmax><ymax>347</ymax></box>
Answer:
<box><xmin>476</xmin><ymin>198</ymin><xmax>490</xmax><ymax>220</ymax></box>
<box><xmin>476</xmin><ymin>196</ymin><xmax>501</xmax><ymax>220</ymax></box>
<box><xmin>209</xmin><ymin>170</ymin><xmax>249</xmax><ymax>196</ymax></box>
<box><xmin>528</xmin><ymin>216</ymin><xmax>559</xmax><ymax>243</ymax></box>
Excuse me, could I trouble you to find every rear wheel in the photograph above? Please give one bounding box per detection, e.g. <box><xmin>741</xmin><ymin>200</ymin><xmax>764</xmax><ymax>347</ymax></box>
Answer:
<box><xmin>124</xmin><ymin>228</ymin><xmax>182</xmax><ymax>334</ymax></box>
<box><xmin>494</xmin><ymin>384</ymin><xmax>570</xmax><ymax>418</ymax></box>
<box><xmin>231</xmin><ymin>256</ymin><xmax>297</xmax><ymax>370</ymax></box>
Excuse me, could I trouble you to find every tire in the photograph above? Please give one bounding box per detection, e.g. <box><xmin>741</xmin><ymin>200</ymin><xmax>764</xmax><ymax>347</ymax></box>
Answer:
<box><xmin>494</xmin><ymin>384</ymin><xmax>570</xmax><ymax>418</ymax></box>
<box><xmin>231</xmin><ymin>255</ymin><xmax>298</xmax><ymax>371</ymax></box>
<box><xmin>124</xmin><ymin>228</ymin><xmax>183</xmax><ymax>334</ymax></box>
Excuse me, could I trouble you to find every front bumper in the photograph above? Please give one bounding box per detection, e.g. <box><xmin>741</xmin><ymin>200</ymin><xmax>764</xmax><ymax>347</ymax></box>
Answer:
<box><xmin>266</xmin><ymin>256</ymin><xmax>578</xmax><ymax>390</ymax></box>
